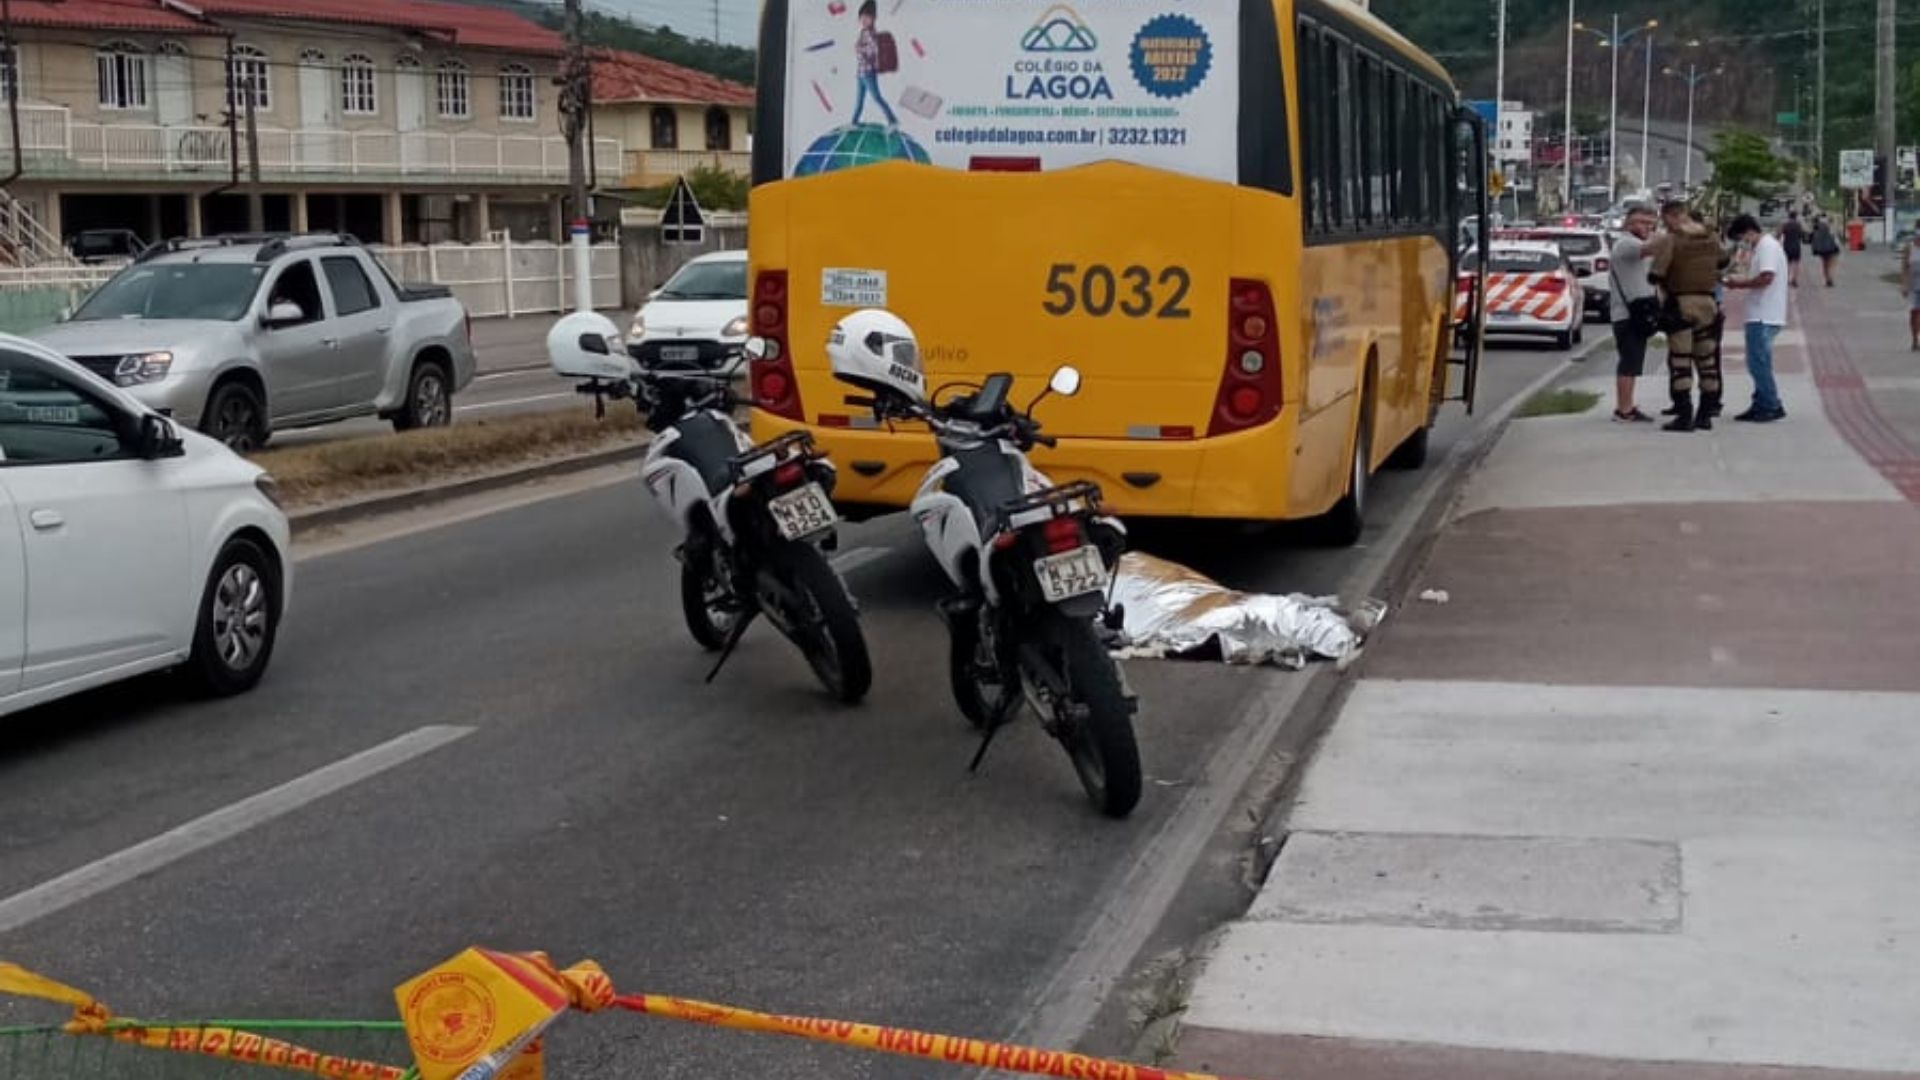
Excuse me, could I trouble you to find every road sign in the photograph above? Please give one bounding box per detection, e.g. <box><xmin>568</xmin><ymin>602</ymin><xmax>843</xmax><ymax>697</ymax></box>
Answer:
<box><xmin>1776</xmin><ymin>111</ymin><xmax>1800</xmax><ymax>126</ymax></box>
<box><xmin>1839</xmin><ymin>149</ymin><xmax>1875</xmax><ymax>190</ymax></box>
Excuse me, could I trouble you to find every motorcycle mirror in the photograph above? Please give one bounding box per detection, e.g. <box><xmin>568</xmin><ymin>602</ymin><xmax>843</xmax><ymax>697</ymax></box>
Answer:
<box><xmin>1048</xmin><ymin>365</ymin><xmax>1083</xmax><ymax>398</ymax></box>
<box><xmin>743</xmin><ymin>337</ymin><xmax>771</xmax><ymax>362</ymax></box>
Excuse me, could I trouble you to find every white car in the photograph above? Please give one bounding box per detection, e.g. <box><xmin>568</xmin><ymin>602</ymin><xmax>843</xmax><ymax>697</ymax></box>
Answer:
<box><xmin>1466</xmin><ymin>242</ymin><xmax>1585</xmax><ymax>351</ymax></box>
<box><xmin>627</xmin><ymin>250</ymin><xmax>749</xmax><ymax>369</ymax></box>
<box><xmin>2</xmin><ymin>335</ymin><xmax>291</xmax><ymax>719</ymax></box>
<box><xmin>1496</xmin><ymin>227</ymin><xmax>1612</xmax><ymax>322</ymax></box>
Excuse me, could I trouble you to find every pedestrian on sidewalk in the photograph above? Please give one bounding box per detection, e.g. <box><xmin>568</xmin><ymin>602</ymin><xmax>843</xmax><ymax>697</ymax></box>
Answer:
<box><xmin>1780</xmin><ymin>212</ymin><xmax>1805</xmax><ymax>287</ymax></box>
<box><xmin>1810</xmin><ymin>215</ymin><xmax>1842</xmax><ymax>286</ymax></box>
<box><xmin>1609</xmin><ymin>203</ymin><xmax>1661</xmax><ymax>422</ymax></box>
<box><xmin>1901</xmin><ymin>229</ymin><xmax>1920</xmax><ymax>350</ymax></box>
<box><xmin>1722</xmin><ymin>214</ymin><xmax>1789</xmax><ymax>423</ymax></box>
<box><xmin>1649</xmin><ymin>201</ymin><xmax>1728</xmax><ymax>432</ymax></box>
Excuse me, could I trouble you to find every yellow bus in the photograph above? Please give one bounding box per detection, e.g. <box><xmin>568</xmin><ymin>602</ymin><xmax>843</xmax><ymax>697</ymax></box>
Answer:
<box><xmin>746</xmin><ymin>0</ymin><xmax>1487</xmax><ymax>541</ymax></box>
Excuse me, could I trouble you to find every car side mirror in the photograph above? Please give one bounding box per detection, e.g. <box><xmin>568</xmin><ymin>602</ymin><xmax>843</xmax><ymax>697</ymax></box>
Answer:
<box><xmin>263</xmin><ymin>301</ymin><xmax>304</xmax><ymax>328</ymax></box>
<box><xmin>648</xmin><ymin>288</ymin><xmax>662</xmax><ymax>301</ymax></box>
<box><xmin>137</xmin><ymin>413</ymin><xmax>185</xmax><ymax>460</ymax></box>
<box><xmin>1048</xmin><ymin>365</ymin><xmax>1083</xmax><ymax>398</ymax></box>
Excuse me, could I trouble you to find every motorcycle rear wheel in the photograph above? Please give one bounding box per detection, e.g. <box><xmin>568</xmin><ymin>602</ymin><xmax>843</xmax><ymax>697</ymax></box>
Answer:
<box><xmin>776</xmin><ymin>543</ymin><xmax>872</xmax><ymax>704</ymax></box>
<box><xmin>1054</xmin><ymin>619</ymin><xmax>1142</xmax><ymax>818</ymax></box>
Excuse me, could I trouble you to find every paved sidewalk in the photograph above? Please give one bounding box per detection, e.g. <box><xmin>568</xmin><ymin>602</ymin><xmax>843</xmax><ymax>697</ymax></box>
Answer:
<box><xmin>1173</xmin><ymin>275</ymin><xmax>1920</xmax><ymax>1078</ymax></box>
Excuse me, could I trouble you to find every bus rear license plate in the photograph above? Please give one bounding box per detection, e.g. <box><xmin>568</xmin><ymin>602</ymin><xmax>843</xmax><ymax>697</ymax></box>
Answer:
<box><xmin>1035</xmin><ymin>547</ymin><xmax>1109</xmax><ymax>603</ymax></box>
<box><xmin>769</xmin><ymin>482</ymin><xmax>838</xmax><ymax>540</ymax></box>
<box><xmin>660</xmin><ymin>345</ymin><xmax>700</xmax><ymax>362</ymax></box>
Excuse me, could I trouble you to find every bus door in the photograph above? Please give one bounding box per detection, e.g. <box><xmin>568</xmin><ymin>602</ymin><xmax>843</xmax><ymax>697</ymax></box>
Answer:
<box><xmin>1449</xmin><ymin>106</ymin><xmax>1489</xmax><ymax>413</ymax></box>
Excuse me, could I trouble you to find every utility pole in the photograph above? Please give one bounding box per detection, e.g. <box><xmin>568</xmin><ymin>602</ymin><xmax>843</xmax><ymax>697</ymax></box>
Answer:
<box><xmin>561</xmin><ymin>0</ymin><xmax>592</xmax><ymax>311</ymax></box>
<box><xmin>1607</xmin><ymin>12</ymin><xmax>1619</xmax><ymax>203</ymax></box>
<box><xmin>3</xmin><ymin>0</ymin><xmax>24</xmax><ymax>190</ymax></box>
<box><xmin>713</xmin><ymin>0</ymin><xmax>722</xmax><ymax>45</ymax></box>
<box><xmin>1640</xmin><ymin>33</ymin><xmax>1653</xmax><ymax>196</ymax></box>
<box><xmin>1815</xmin><ymin>0</ymin><xmax>1825</xmax><ymax>189</ymax></box>
<box><xmin>1876</xmin><ymin>0</ymin><xmax>1896</xmax><ymax>242</ymax></box>
<box><xmin>245</xmin><ymin>85</ymin><xmax>263</xmax><ymax>232</ymax></box>
<box><xmin>1564</xmin><ymin>0</ymin><xmax>1576</xmax><ymax>212</ymax></box>
<box><xmin>1495</xmin><ymin>0</ymin><xmax>1507</xmax><ymax>216</ymax></box>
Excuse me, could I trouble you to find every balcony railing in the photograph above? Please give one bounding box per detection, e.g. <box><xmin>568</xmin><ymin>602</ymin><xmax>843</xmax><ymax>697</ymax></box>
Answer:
<box><xmin>1</xmin><ymin>104</ymin><xmax>622</xmax><ymax>182</ymax></box>
<box><xmin>622</xmin><ymin>148</ymin><xmax>750</xmax><ymax>186</ymax></box>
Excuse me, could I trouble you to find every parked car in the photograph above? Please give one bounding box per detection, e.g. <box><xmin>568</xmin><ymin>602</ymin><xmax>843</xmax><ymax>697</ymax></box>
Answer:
<box><xmin>67</xmin><ymin>229</ymin><xmax>148</xmax><ymax>265</ymax></box>
<box><xmin>1461</xmin><ymin>242</ymin><xmax>1584</xmax><ymax>351</ymax></box>
<box><xmin>1</xmin><ymin>335</ymin><xmax>291</xmax><ymax>720</ymax></box>
<box><xmin>627</xmin><ymin>250</ymin><xmax>748</xmax><ymax>370</ymax></box>
<box><xmin>1495</xmin><ymin>226</ymin><xmax>1612</xmax><ymax>322</ymax></box>
<box><xmin>30</xmin><ymin>234</ymin><xmax>476</xmax><ymax>451</ymax></box>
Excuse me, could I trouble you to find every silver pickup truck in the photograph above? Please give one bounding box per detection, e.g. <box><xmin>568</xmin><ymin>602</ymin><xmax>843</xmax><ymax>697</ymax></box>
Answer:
<box><xmin>30</xmin><ymin>234</ymin><xmax>475</xmax><ymax>450</ymax></box>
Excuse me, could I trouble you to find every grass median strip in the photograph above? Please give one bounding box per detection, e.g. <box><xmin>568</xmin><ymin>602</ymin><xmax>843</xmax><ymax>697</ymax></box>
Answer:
<box><xmin>1517</xmin><ymin>388</ymin><xmax>1603</xmax><ymax>418</ymax></box>
<box><xmin>255</xmin><ymin>407</ymin><xmax>646</xmax><ymax>511</ymax></box>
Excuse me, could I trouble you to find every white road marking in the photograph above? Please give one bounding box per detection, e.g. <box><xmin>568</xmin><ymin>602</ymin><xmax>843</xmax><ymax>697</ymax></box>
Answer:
<box><xmin>458</xmin><ymin>392</ymin><xmax>577</xmax><ymax>413</ymax></box>
<box><xmin>0</xmin><ymin>725</ymin><xmax>475</xmax><ymax>934</ymax></box>
<box><xmin>830</xmin><ymin>546</ymin><xmax>889</xmax><ymax>574</ymax></box>
<box><xmin>473</xmin><ymin>369</ymin><xmax>550</xmax><ymax>383</ymax></box>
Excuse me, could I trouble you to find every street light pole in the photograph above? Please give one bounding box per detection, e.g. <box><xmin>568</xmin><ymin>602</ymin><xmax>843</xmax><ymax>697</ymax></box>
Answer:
<box><xmin>1564</xmin><ymin>0</ymin><xmax>1576</xmax><ymax>211</ymax></box>
<box><xmin>1608</xmin><ymin>12</ymin><xmax>1620</xmax><ymax>203</ymax></box>
<box><xmin>1664</xmin><ymin>64</ymin><xmax>1718</xmax><ymax>190</ymax></box>
<box><xmin>1640</xmin><ymin>33</ymin><xmax>1653</xmax><ymax>195</ymax></box>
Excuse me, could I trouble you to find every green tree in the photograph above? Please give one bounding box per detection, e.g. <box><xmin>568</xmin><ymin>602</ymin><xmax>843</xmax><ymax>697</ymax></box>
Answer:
<box><xmin>1706</xmin><ymin>131</ymin><xmax>1792</xmax><ymax>201</ymax></box>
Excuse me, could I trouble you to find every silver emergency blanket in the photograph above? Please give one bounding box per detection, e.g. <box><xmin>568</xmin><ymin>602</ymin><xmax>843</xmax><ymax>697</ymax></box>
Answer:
<box><xmin>1109</xmin><ymin>552</ymin><xmax>1384</xmax><ymax>670</ymax></box>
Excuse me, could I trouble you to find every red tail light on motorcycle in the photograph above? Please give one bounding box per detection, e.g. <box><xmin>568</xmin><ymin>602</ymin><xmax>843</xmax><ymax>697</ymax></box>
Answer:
<box><xmin>1042</xmin><ymin>515</ymin><xmax>1083</xmax><ymax>554</ymax></box>
<box><xmin>751</xmin><ymin>270</ymin><xmax>803</xmax><ymax>421</ymax></box>
<box><xmin>773</xmin><ymin>461</ymin><xmax>806</xmax><ymax>489</ymax></box>
<box><xmin>1209</xmin><ymin>279</ymin><xmax>1283</xmax><ymax>437</ymax></box>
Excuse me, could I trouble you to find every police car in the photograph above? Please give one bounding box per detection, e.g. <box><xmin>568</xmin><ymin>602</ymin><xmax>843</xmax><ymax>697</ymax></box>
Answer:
<box><xmin>1496</xmin><ymin>227</ymin><xmax>1613</xmax><ymax>322</ymax></box>
<box><xmin>1457</xmin><ymin>241</ymin><xmax>1584</xmax><ymax>351</ymax></box>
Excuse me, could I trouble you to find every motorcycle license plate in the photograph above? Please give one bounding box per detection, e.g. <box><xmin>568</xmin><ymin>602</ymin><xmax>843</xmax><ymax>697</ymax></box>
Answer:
<box><xmin>768</xmin><ymin>482</ymin><xmax>838</xmax><ymax>540</ymax></box>
<box><xmin>1034</xmin><ymin>546</ymin><xmax>1109</xmax><ymax>603</ymax></box>
<box><xmin>659</xmin><ymin>345</ymin><xmax>700</xmax><ymax>362</ymax></box>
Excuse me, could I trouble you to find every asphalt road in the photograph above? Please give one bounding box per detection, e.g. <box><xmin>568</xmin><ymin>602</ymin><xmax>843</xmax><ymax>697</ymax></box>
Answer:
<box><xmin>0</xmin><ymin>341</ymin><xmax>1574</xmax><ymax>1077</ymax></box>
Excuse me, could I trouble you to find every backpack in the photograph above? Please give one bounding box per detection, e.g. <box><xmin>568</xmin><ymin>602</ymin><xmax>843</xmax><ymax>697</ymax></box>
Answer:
<box><xmin>875</xmin><ymin>32</ymin><xmax>899</xmax><ymax>73</ymax></box>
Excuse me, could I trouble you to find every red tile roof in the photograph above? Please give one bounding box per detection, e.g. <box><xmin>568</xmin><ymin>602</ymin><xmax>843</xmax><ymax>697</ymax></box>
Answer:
<box><xmin>591</xmin><ymin>48</ymin><xmax>754</xmax><ymax>107</ymax></box>
<box><xmin>192</xmin><ymin>0</ymin><xmax>566</xmax><ymax>52</ymax></box>
<box><xmin>8</xmin><ymin>0</ymin><xmax>219</xmax><ymax>35</ymax></box>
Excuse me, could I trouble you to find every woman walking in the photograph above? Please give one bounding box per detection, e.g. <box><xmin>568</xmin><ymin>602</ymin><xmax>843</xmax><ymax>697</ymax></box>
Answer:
<box><xmin>1780</xmin><ymin>212</ymin><xmax>1806</xmax><ymax>286</ymax></box>
<box><xmin>1810</xmin><ymin>215</ymin><xmax>1842</xmax><ymax>286</ymax></box>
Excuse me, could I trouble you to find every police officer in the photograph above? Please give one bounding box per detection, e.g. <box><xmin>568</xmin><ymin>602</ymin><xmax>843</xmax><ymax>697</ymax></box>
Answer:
<box><xmin>1648</xmin><ymin>201</ymin><xmax>1730</xmax><ymax>432</ymax></box>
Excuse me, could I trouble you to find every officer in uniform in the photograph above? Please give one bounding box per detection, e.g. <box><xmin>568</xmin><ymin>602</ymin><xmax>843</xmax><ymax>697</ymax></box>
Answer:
<box><xmin>1648</xmin><ymin>200</ymin><xmax>1730</xmax><ymax>432</ymax></box>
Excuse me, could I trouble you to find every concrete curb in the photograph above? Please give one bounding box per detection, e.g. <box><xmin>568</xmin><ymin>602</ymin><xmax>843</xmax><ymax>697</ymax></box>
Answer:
<box><xmin>1004</xmin><ymin>341</ymin><xmax>1603</xmax><ymax>1061</ymax></box>
<box><xmin>288</xmin><ymin>441</ymin><xmax>646</xmax><ymax>536</ymax></box>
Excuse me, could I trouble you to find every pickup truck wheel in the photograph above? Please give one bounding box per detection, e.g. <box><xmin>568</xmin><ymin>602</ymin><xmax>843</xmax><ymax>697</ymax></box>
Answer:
<box><xmin>393</xmin><ymin>361</ymin><xmax>452</xmax><ymax>432</ymax></box>
<box><xmin>203</xmin><ymin>381</ymin><xmax>268</xmax><ymax>452</ymax></box>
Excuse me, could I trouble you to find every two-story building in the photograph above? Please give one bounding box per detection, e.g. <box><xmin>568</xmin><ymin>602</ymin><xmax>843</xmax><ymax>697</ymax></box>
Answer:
<box><xmin>0</xmin><ymin>0</ymin><xmax>622</xmax><ymax>258</ymax></box>
<box><xmin>590</xmin><ymin>48</ymin><xmax>752</xmax><ymax>190</ymax></box>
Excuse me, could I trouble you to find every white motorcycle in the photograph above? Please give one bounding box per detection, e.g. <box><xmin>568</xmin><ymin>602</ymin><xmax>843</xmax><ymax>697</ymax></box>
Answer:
<box><xmin>548</xmin><ymin>313</ymin><xmax>871</xmax><ymax>702</ymax></box>
<box><xmin>832</xmin><ymin>330</ymin><xmax>1139</xmax><ymax>816</ymax></box>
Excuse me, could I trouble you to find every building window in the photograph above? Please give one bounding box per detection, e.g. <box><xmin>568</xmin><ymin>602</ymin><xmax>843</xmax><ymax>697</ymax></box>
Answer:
<box><xmin>97</xmin><ymin>42</ymin><xmax>149</xmax><ymax>110</ymax></box>
<box><xmin>498</xmin><ymin>64</ymin><xmax>536</xmax><ymax>121</ymax></box>
<box><xmin>650</xmin><ymin>105</ymin><xmax>678</xmax><ymax>150</ymax></box>
<box><xmin>340</xmin><ymin>52</ymin><xmax>376</xmax><ymax>115</ymax></box>
<box><xmin>436</xmin><ymin>60</ymin><xmax>470</xmax><ymax>119</ymax></box>
<box><xmin>227</xmin><ymin>43</ymin><xmax>271</xmax><ymax>112</ymax></box>
<box><xmin>0</xmin><ymin>44</ymin><xmax>18</xmax><ymax>103</ymax></box>
<box><xmin>705</xmin><ymin>106</ymin><xmax>730</xmax><ymax>150</ymax></box>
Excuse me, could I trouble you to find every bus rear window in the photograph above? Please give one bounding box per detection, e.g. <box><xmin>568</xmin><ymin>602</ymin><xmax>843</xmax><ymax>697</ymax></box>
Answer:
<box><xmin>779</xmin><ymin>0</ymin><xmax>1241</xmax><ymax>183</ymax></box>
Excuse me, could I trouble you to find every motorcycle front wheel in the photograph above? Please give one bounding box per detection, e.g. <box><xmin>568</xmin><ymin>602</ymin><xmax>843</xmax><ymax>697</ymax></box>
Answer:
<box><xmin>679</xmin><ymin>528</ymin><xmax>739</xmax><ymax>652</ymax></box>
<box><xmin>1053</xmin><ymin>618</ymin><xmax>1142</xmax><ymax>818</ymax></box>
<box><xmin>774</xmin><ymin>542</ymin><xmax>872</xmax><ymax>704</ymax></box>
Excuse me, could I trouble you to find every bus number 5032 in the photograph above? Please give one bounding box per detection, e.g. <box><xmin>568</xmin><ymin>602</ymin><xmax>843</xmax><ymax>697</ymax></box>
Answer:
<box><xmin>1042</xmin><ymin>263</ymin><xmax>1192</xmax><ymax>319</ymax></box>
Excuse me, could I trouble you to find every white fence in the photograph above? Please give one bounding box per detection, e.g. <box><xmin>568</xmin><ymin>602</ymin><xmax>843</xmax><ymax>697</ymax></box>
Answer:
<box><xmin>369</xmin><ymin>240</ymin><xmax>621</xmax><ymax>318</ymax></box>
<box><xmin>3</xmin><ymin>104</ymin><xmax>622</xmax><ymax>180</ymax></box>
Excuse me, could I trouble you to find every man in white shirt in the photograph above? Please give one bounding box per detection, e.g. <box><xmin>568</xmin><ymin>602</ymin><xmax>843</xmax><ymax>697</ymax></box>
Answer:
<box><xmin>1723</xmin><ymin>214</ymin><xmax>1789</xmax><ymax>422</ymax></box>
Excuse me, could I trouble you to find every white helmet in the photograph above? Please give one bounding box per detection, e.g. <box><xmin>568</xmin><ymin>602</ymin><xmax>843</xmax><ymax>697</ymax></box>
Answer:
<box><xmin>826</xmin><ymin>309</ymin><xmax>926</xmax><ymax>404</ymax></box>
<box><xmin>548</xmin><ymin>311</ymin><xmax>633</xmax><ymax>382</ymax></box>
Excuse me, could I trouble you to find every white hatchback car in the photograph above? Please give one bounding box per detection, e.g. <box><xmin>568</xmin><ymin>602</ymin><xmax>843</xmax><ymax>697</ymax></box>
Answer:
<box><xmin>628</xmin><ymin>250</ymin><xmax>748</xmax><ymax>369</ymax></box>
<box><xmin>1</xmin><ymin>335</ymin><xmax>291</xmax><ymax>719</ymax></box>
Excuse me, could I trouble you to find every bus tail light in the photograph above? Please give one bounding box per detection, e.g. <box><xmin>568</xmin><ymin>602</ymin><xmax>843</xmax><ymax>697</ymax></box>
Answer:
<box><xmin>1209</xmin><ymin>279</ymin><xmax>1282</xmax><ymax>437</ymax></box>
<box><xmin>751</xmin><ymin>270</ymin><xmax>803</xmax><ymax>421</ymax></box>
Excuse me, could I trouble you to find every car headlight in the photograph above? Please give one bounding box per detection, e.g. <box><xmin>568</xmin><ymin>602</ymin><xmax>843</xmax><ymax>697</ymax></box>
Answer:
<box><xmin>721</xmin><ymin>315</ymin><xmax>749</xmax><ymax>339</ymax></box>
<box><xmin>629</xmin><ymin>314</ymin><xmax>646</xmax><ymax>339</ymax></box>
<box><xmin>114</xmin><ymin>351</ymin><xmax>173</xmax><ymax>386</ymax></box>
<box><xmin>254</xmin><ymin>474</ymin><xmax>285</xmax><ymax>509</ymax></box>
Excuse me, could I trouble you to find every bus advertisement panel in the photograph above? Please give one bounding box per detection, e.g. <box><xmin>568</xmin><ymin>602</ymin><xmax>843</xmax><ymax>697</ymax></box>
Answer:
<box><xmin>782</xmin><ymin>0</ymin><xmax>1240</xmax><ymax>182</ymax></box>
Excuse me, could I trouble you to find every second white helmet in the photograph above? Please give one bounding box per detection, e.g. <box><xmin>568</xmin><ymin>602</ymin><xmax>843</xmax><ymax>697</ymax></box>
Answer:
<box><xmin>826</xmin><ymin>309</ymin><xmax>926</xmax><ymax>404</ymax></box>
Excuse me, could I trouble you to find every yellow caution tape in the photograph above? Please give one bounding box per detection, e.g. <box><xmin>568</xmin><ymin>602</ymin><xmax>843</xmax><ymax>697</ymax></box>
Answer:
<box><xmin>0</xmin><ymin>962</ymin><xmax>408</xmax><ymax>1080</ymax></box>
